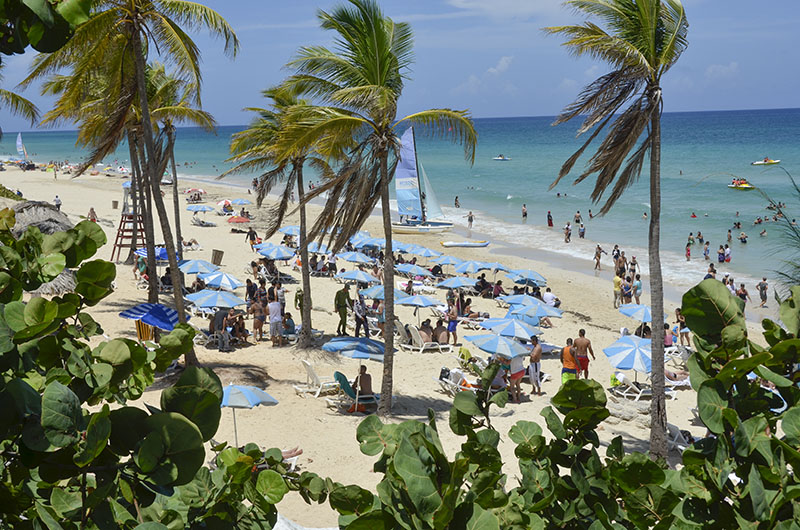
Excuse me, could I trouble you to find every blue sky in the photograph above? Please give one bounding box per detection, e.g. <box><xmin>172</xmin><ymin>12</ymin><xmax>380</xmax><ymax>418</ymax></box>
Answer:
<box><xmin>1</xmin><ymin>0</ymin><xmax>798</xmax><ymax>131</ymax></box>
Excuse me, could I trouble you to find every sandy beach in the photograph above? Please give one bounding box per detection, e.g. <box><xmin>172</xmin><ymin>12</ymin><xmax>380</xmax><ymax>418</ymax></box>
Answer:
<box><xmin>1</xmin><ymin>166</ymin><xmax>771</xmax><ymax>527</ymax></box>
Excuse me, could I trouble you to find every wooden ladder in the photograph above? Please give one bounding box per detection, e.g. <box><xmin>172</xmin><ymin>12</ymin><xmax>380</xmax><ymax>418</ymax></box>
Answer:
<box><xmin>110</xmin><ymin>213</ymin><xmax>146</xmax><ymax>263</ymax></box>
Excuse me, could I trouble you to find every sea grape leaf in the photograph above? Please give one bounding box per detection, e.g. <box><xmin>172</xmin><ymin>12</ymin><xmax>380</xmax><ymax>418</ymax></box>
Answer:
<box><xmin>255</xmin><ymin>469</ymin><xmax>289</xmax><ymax>505</ymax></box>
<box><xmin>682</xmin><ymin>279</ymin><xmax>745</xmax><ymax>344</ymax></box>
<box><xmin>697</xmin><ymin>379</ymin><xmax>728</xmax><ymax>434</ymax></box>
<box><xmin>74</xmin><ymin>405</ymin><xmax>111</xmax><ymax>467</ymax></box>
<box><xmin>160</xmin><ymin>386</ymin><xmax>221</xmax><ymax>442</ymax></box>
<box><xmin>41</xmin><ymin>381</ymin><xmax>82</xmax><ymax>447</ymax></box>
<box><xmin>779</xmin><ymin>286</ymin><xmax>800</xmax><ymax>337</ymax></box>
<box><xmin>356</xmin><ymin>415</ymin><xmax>387</xmax><ymax>456</ymax></box>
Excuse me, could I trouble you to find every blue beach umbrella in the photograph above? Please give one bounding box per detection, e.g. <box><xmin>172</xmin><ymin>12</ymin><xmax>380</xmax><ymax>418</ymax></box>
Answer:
<box><xmin>454</xmin><ymin>260</ymin><xmax>489</xmax><ymax>274</ymax></box>
<box><xmin>464</xmin><ymin>334</ymin><xmax>529</xmax><ymax>358</ymax></box>
<box><xmin>135</xmin><ymin>247</ymin><xmax>169</xmax><ymax>261</ymax></box>
<box><xmin>119</xmin><ymin>303</ymin><xmax>188</xmax><ymax>332</ymax></box>
<box><xmin>504</xmin><ymin>308</ymin><xmax>539</xmax><ymax>327</ymax></box>
<box><xmin>258</xmin><ymin>245</ymin><xmax>295</xmax><ymax>260</ymax></box>
<box><xmin>186</xmin><ymin>289</ymin><xmax>246</xmax><ymax>308</ymax></box>
<box><xmin>198</xmin><ymin>271</ymin><xmax>244</xmax><ymax>291</ymax></box>
<box><xmin>396</xmin><ymin>263</ymin><xmax>432</xmax><ymax>277</ymax></box>
<box><xmin>498</xmin><ymin>294</ymin><xmax>539</xmax><ymax>306</ymax></box>
<box><xmin>603</xmin><ymin>336</ymin><xmax>652</xmax><ymax>373</ymax></box>
<box><xmin>187</xmin><ymin>204</ymin><xmax>214</xmax><ymax>213</ymax></box>
<box><xmin>483</xmin><ymin>262</ymin><xmax>509</xmax><ymax>272</ymax></box>
<box><xmin>507</xmin><ymin>269</ymin><xmax>547</xmax><ymax>286</ymax></box>
<box><xmin>338</xmin><ymin>251</ymin><xmax>373</xmax><ymax>264</ymax></box>
<box><xmin>619</xmin><ymin>304</ymin><xmax>667</xmax><ymax>323</ymax></box>
<box><xmin>354</xmin><ymin>237</ymin><xmax>383</xmax><ymax>249</ymax></box>
<box><xmin>360</xmin><ymin>286</ymin><xmax>407</xmax><ymax>301</ymax></box>
<box><xmin>178</xmin><ymin>259</ymin><xmax>218</xmax><ymax>275</ymax></box>
<box><xmin>396</xmin><ymin>294</ymin><xmax>441</xmax><ymax>308</ymax></box>
<box><xmin>479</xmin><ymin>318</ymin><xmax>542</xmax><ymax>340</ymax></box>
<box><xmin>436</xmin><ymin>277</ymin><xmax>477</xmax><ymax>289</ymax></box>
<box><xmin>253</xmin><ymin>241</ymin><xmax>274</xmax><ymax>250</ymax></box>
<box><xmin>335</xmin><ymin>270</ymin><xmax>380</xmax><ymax>283</ymax></box>
<box><xmin>231</xmin><ymin>198</ymin><xmax>251</xmax><ymax>205</ymax></box>
<box><xmin>433</xmin><ymin>255</ymin><xmax>463</xmax><ymax>266</ymax></box>
<box><xmin>322</xmin><ymin>336</ymin><xmax>387</xmax><ymax>362</ymax></box>
<box><xmin>278</xmin><ymin>225</ymin><xmax>300</xmax><ymax>236</ymax></box>
<box><xmin>409</xmin><ymin>245</ymin><xmax>441</xmax><ymax>258</ymax></box>
<box><xmin>221</xmin><ymin>384</ymin><xmax>279</xmax><ymax>447</ymax></box>
<box><xmin>510</xmin><ymin>302</ymin><xmax>563</xmax><ymax>319</ymax></box>
<box><xmin>307</xmin><ymin>241</ymin><xmax>329</xmax><ymax>254</ymax></box>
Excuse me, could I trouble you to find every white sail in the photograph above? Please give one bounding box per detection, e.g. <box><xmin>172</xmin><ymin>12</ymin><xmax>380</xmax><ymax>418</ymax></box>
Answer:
<box><xmin>16</xmin><ymin>133</ymin><xmax>26</xmax><ymax>159</ymax></box>
<box><xmin>395</xmin><ymin>128</ymin><xmax>423</xmax><ymax>219</ymax></box>
<box><xmin>419</xmin><ymin>163</ymin><xmax>443</xmax><ymax>220</ymax></box>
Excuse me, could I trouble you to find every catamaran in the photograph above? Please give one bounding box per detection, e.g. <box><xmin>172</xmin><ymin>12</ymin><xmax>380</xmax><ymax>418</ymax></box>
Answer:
<box><xmin>392</xmin><ymin>127</ymin><xmax>453</xmax><ymax>234</ymax></box>
<box><xmin>16</xmin><ymin>133</ymin><xmax>27</xmax><ymax>161</ymax></box>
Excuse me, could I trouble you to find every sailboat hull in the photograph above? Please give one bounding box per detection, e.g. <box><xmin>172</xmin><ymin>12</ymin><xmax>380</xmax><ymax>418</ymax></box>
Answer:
<box><xmin>392</xmin><ymin>221</ymin><xmax>453</xmax><ymax>234</ymax></box>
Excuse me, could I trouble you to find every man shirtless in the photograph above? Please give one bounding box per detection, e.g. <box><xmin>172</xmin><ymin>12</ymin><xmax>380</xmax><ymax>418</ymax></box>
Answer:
<box><xmin>248</xmin><ymin>299</ymin><xmax>265</xmax><ymax>341</ymax></box>
<box><xmin>529</xmin><ymin>336</ymin><xmax>542</xmax><ymax>396</ymax></box>
<box><xmin>574</xmin><ymin>329</ymin><xmax>596</xmax><ymax>379</ymax></box>
<box><xmin>353</xmin><ymin>365</ymin><xmax>373</xmax><ymax>396</ymax></box>
<box><xmin>594</xmin><ymin>244</ymin><xmax>606</xmax><ymax>271</ymax></box>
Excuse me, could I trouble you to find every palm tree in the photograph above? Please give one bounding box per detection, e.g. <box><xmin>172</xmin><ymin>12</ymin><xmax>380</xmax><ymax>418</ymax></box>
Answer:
<box><xmin>23</xmin><ymin>0</ymin><xmax>238</xmax><ymax>366</ymax></box>
<box><xmin>0</xmin><ymin>64</ymin><xmax>39</xmax><ymax>138</ymax></box>
<box><xmin>546</xmin><ymin>0</ymin><xmax>688</xmax><ymax>458</ymax></box>
<box><xmin>220</xmin><ymin>87</ymin><xmax>333</xmax><ymax>348</ymax></box>
<box><xmin>282</xmin><ymin>0</ymin><xmax>477</xmax><ymax>415</ymax></box>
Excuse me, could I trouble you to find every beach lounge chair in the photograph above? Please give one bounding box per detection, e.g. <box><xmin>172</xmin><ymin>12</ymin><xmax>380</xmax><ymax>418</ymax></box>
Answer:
<box><xmin>293</xmin><ymin>360</ymin><xmax>340</xmax><ymax>398</ymax></box>
<box><xmin>611</xmin><ymin>372</ymin><xmax>676</xmax><ymax>401</ymax></box>
<box><xmin>191</xmin><ymin>217</ymin><xmax>216</xmax><ymax>228</ymax></box>
<box><xmin>434</xmin><ymin>368</ymin><xmax>475</xmax><ymax>396</ymax></box>
<box><xmin>407</xmin><ymin>326</ymin><xmax>452</xmax><ymax>354</ymax></box>
<box><xmin>395</xmin><ymin>323</ymin><xmax>412</xmax><ymax>348</ymax></box>
<box><xmin>665</xmin><ymin>345</ymin><xmax>693</xmax><ymax>368</ymax></box>
<box><xmin>325</xmin><ymin>371</ymin><xmax>380</xmax><ymax>412</ymax></box>
<box><xmin>666</xmin><ymin>423</ymin><xmax>692</xmax><ymax>453</ymax></box>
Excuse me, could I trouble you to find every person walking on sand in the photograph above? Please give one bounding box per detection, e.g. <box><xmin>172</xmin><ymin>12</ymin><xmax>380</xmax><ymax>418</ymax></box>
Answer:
<box><xmin>547</xmin><ymin>210</ymin><xmax>553</xmax><ymax>227</ymax></box>
<box><xmin>447</xmin><ymin>301</ymin><xmax>459</xmax><ymax>345</ymax></box>
<box><xmin>613</xmin><ymin>272</ymin><xmax>622</xmax><ymax>309</ymax></box>
<box><xmin>248</xmin><ymin>299</ymin><xmax>265</xmax><ymax>342</ymax></box>
<box><xmin>245</xmin><ymin>227</ymin><xmax>258</xmax><ymax>251</ymax></box>
<box><xmin>465</xmin><ymin>211</ymin><xmax>474</xmax><ymax>229</ymax></box>
<box><xmin>53</xmin><ymin>195</ymin><xmax>62</xmax><ymax>211</ymax></box>
<box><xmin>574</xmin><ymin>329</ymin><xmax>595</xmax><ymax>379</ymax></box>
<box><xmin>594</xmin><ymin>245</ymin><xmax>606</xmax><ymax>271</ymax></box>
<box><xmin>528</xmin><ymin>336</ymin><xmax>542</xmax><ymax>396</ymax></box>
<box><xmin>560</xmin><ymin>338</ymin><xmax>578</xmax><ymax>385</ymax></box>
<box><xmin>756</xmin><ymin>277</ymin><xmax>769</xmax><ymax>308</ymax></box>
<box><xmin>334</xmin><ymin>284</ymin><xmax>352</xmax><ymax>336</ymax></box>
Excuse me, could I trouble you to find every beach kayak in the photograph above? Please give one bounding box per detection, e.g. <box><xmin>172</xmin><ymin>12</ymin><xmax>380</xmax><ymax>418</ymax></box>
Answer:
<box><xmin>727</xmin><ymin>184</ymin><xmax>755</xmax><ymax>190</ymax></box>
<box><xmin>440</xmin><ymin>240</ymin><xmax>490</xmax><ymax>248</ymax></box>
<box><xmin>752</xmin><ymin>159</ymin><xmax>780</xmax><ymax>165</ymax></box>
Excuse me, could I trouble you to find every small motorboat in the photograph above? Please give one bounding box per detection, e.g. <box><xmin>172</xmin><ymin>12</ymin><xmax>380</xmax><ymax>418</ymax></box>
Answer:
<box><xmin>493</xmin><ymin>154</ymin><xmax>511</xmax><ymax>161</ymax></box>
<box><xmin>752</xmin><ymin>158</ymin><xmax>780</xmax><ymax>165</ymax></box>
<box><xmin>440</xmin><ymin>240</ymin><xmax>490</xmax><ymax>248</ymax></box>
<box><xmin>728</xmin><ymin>178</ymin><xmax>755</xmax><ymax>190</ymax></box>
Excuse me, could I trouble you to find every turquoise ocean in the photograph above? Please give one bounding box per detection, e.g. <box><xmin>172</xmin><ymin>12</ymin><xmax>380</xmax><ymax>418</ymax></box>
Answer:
<box><xmin>3</xmin><ymin>108</ymin><xmax>799</xmax><ymax>290</ymax></box>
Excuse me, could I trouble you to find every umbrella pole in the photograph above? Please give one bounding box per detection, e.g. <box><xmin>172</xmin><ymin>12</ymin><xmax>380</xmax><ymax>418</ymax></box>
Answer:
<box><xmin>232</xmin><ymin>408</ymin><xmax>238</xmax><ymax>448</ymax></box>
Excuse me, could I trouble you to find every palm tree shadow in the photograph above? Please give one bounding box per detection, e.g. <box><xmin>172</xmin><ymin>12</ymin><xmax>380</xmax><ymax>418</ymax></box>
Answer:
<box><xmin>150</xmin><ymin>361</ymin><xmax>271</xmax><ymax>391</ymax></box>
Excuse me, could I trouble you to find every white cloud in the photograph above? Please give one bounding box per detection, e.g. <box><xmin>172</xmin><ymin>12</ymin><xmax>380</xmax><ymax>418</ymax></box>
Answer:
<box><xmin>487</xmin><ymin>56</ymin><xmax>513</xmax><ymax>75</ymax></box>
<box><xmin>705</xmin><ymin>61</ymin><xmax>739</xmax><ymax>80</ymax></box>
<box><xmin>558</xmin><ymin>78</ymin><xmax>578</xmax><ymax>92</ymax></box>
<box><xmin>453</xmin><ymin>74</ymin><xmax>482</xmax><ymax>95</ymax></box>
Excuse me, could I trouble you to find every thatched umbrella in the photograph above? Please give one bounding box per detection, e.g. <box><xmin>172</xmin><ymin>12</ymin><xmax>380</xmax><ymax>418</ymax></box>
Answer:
<box><xmin>9</xmin><ymin>201</ymin><xmax>77</xmax><ymax>296</ymax></box>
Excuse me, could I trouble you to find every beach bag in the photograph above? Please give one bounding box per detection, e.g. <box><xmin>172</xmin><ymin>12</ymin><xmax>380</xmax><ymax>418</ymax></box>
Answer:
<box><xmin>347</xmin><ymin>403</ymin><xmax>367</xmax><ymax>413</ymax></box>
<box><xmin>610</xmin><ymin>374</ymin><xmax>622</xmax><ymax>387</ymax></box>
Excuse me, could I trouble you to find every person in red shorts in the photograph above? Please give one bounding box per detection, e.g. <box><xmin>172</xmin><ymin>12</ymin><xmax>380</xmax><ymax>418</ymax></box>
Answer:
<box><xmin>573</xmin><ymin>328</ymin><xmax>595</xmax><ymax>379</ymax></box>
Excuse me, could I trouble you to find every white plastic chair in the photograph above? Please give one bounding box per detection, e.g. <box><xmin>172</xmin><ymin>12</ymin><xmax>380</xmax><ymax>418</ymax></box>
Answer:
<box><xmin>408</xmin><ymin>326</ymin><xmax>451</xmax><ymax>354</ymax></box>
<box><xmin>293</xmin><ymin>360</ymin><xmax>340</xmax><ymax>398</ymax></box>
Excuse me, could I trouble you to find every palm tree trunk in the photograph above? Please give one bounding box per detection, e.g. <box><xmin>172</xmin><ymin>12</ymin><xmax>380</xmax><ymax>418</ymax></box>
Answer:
<box><xmin>378</xmin><ymin>149</ymin><xmax>395</xmax><ymax>416</ymax></box>
<box><xmin>124</xmin><ymin>131</ymin><xmax>140</xmax><ymax>266</ymax></box>
<box><xmin>167</xmin><ymin>126</ymin><xmax>183</xmax><ymax>261</ymax></box>
<box><xmin>131</xmin><ymin>26</ymin><xmax>199</xmax><ymax>367</ymax></box>
<box><xmin>648</xmin><ymin>92</ymin><xmax>667</xmax><ymax>459</ymax></box>
<box><xmin>135</xmin><ymin>139</ymin><xmax>158</xmax><ymax>305</ymax></box>
<box><xmin>295</xmin><ymin>162</ymin><xmax>314</xmax><ymax>348</ymax></box>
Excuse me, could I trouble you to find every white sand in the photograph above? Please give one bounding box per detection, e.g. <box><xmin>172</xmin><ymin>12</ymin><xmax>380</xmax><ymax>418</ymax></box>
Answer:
<box><xmin>1</xmin><ymin>166</ymin><xmax>768</xmax><ymax>527</ymax></box>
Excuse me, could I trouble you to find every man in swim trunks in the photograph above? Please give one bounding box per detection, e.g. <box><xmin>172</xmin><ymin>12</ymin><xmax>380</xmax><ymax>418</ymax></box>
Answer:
<box><xmin>547</xmin><ymin>210</ymin><xmax>553</xmax><ymax>227</ymax></box>
<box><xmin>529</xmin><ymin>336</ymin><xmax>542</xmax><ymax>396</ymax></box>
<box><xmin>560</xmin><ymin>338</ymin><xmax>578</xmax><ymax>385</ymax></box>
<box><xmin>447</xmin><ymin>301</ymin><xmax>459</xmax><ymax>345</ymax></box>
<box><xmin>756</xmin><ymin>277</ymin><xmax>768</xmax><ymax>308</ymax></box>
<box><xmin>522</xmin><ymin>204</ymin><xmax>527</xmax><ymax>220</ymax></box>
<box><xmin>248</xmin><ymin>299</ymin><xmax>266</xmax><ymax>341</ymax></box>
<box><xmin>573</xmin><ymin>329</ymin><xmax>595</xmax><ymax>379</ymax></box>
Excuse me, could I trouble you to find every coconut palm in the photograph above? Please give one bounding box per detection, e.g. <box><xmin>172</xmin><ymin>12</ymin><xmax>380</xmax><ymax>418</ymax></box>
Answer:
<box><xmin>24</xmin><ymin>1</ymin><xmax>237</xmax><ymax>366</ymax></box>
<box><xmin>283</xmin><ymin>0</ymin><xmax>477</xmax><ymax>414</ymax></box>
<box><xmin>0</xmin><ymin>64</ymin><xmax>38</xmax><ymax>139</ymax></box>
<box><xmin>220</xmin><ymin>87</ymin><xmax>331</xmax><ymax>348</ymax></box>
<box><xmin>546</xmin><ymin>0</ymin><xmax>688</xmax><ymax>457</ymax></box>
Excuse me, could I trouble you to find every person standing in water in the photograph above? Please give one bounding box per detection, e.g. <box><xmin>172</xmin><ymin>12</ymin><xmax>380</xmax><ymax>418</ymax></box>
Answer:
<box><xmin>522</xmin><ymin>204</ymin><xmax>527</xmax><ymax>221</ymax></box>
<box><xmin>454</xmin><ymin>196</ymin><xmax>460</xmax><ymax>208</ymax></box>
<box><xmin>465</xmin><ymin>211</ymin><xmax>474</xmax><ymax>229</ymax></box>
<box><xmin>594</xmin><ymin>245</ymin><xmax>606</xmax><ymax>270</ymax></box>
<box><xmin>547</xmin><ymin>210</ymin><xmax>553</xmax><ymax>227</ymax></box>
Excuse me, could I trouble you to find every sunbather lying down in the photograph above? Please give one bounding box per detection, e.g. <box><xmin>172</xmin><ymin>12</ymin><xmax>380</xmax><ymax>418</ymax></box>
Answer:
<box><xmin>282</xmin><ymin>447</ymin><xmax>303</xmax><ymax>459</ymax></box>
<box><xmin>665</xmin><ymin>369</ymin><xmax>689</xmax><ymax>382</ymax></box>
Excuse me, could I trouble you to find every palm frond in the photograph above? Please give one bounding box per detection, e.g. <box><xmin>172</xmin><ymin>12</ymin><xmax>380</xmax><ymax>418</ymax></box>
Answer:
<box><xmin>396</xmin><ymin>108</ymin><xmax>477</xmax><ymax>163</ymax></box>
<box><xmin>0</xmin><ymin>88</ymin><xmax>39</xmax><ymax>124</ymax></box>
<box><xmin>149</xmin><ymin>14</ymin><xmax>203</xmax><ymax>93</ymax></box>
<box><xmin>658</xmin><ymin>0</ymin><xmax>689</xmax><ymax>74</ymax></box>
<box><xmin>151</xmin><ymin>105</ymin><xmax>215</xmax><ymax>130</ymax></box>
<box><xmin>76</xmin><ymin>79</ymin><xmax>137</xmax><ymax>175</ymax></box>
<box><xmin>545</xmin><ymin>22</ymin><xmax>652</xmax><ymax>72</ymax></box>
<box><xmin>156</xmin><ymin>0</ymin><xmax>240</xmax><ymax>57</ymax></box>
<box><xmin>552</xmin><ymin>67</ymin><xmax>642</xmax><ymax>129</ymax></box>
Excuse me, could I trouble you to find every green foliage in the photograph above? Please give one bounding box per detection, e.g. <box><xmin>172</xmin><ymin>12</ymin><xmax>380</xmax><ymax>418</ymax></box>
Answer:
<box><xmin>0</xmin><ymin>0</ymin><xmax>90</xmax><ymax>59</ymax></box>
<box><xmin>0</xmin><ymin>207</ymin><xmax>303</xmax><ymax>528</ymax></box>
<box><xmin>309</xmin><ymin>281</ymin><xmax>800</xmax><ymax>529</ymax></box>
<box><xmin>0</xmin><ymin>183</ymin><xmax>23</xmax><ymax>200</ymax></box>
